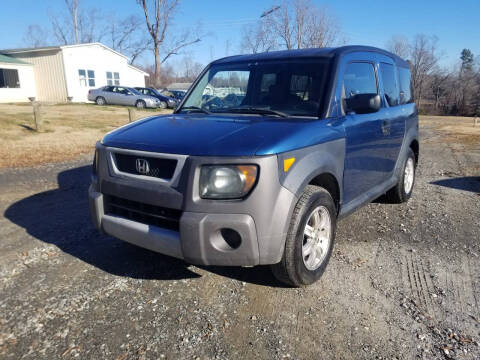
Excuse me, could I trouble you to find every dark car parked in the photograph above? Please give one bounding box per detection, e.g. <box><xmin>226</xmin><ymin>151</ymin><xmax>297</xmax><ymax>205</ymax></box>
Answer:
<box><xmin>90</xmin><ymin>46</ymin><xmax>419</xmax><ymax>286</ymax></box>
<box><xmin>162</xmin><ymin>89</ymin><xmax>187</xmax><ymax>101</ymax></box>
<box><xmin>135</xmin><ymin>87</ymin><xmax>178</xmax><ymax>109</ymax></box>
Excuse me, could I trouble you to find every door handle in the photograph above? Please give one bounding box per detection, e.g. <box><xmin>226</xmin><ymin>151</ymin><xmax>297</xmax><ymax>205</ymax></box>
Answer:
<box><xmin>381</xmin><ymin>120</ymin><xmax>391</xmax><ymax>135</ymax></box>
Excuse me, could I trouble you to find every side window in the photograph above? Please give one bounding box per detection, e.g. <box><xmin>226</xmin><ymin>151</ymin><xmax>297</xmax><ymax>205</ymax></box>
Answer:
<box><xmin>380</xmin><ymin>63</ymin><xmax>399</xmax><ymax>106</ymax></box>
<box><xmin>78</xmin><ymin>69</ymin><xmax>87</xmax><ymax>87</ymax></box>
<box><xmin>398</xmin><ymin>67</ymin><xmax>413</xmax><ymax>104</ymax></box>
<box><xmin>116</xmin><ymin>87</ymin><xmax>128</xmax><ymax>95</ymax></box>
<box><xmin>114</xmin><ymin>72</ymin><xmax>120</xmax><ymax>85</ymax></box>
<box><xmin>87</xmin><ymin>70</ymin><xmax>95</xmax><ymax>87</ymax></box>
<box><xmin>0</xmin><ymin>68</ymin><xmax>20</xmax><ymax>88</ymax></box>
<box><xmin>343</xmin><ymin>62</ymin><xmax>377</xmax><ymax>100</ymax></box>
<box><xmin>106</xmin><ymin>72</ymin><xmax>113</xmax><ymax>86</ymax></box>
<box><xmin>106</xmin><ymin>72</ymin><xmax>120</xmax><ymax>86</ymax></box>
<box><xmin>104</xmin><ymin>86</ymin><xmax>113</xmax><ymax>92</ymax></box>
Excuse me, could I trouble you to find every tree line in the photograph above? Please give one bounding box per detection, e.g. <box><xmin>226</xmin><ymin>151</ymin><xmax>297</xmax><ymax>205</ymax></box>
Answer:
<box><xmin>21</xmin><ymin>0</ymin><xmax>480</xmax><ymax>116</ymax></box>
<box><xmin>387</xmin><ymin>35</ymin><xmax>480</xmax><ymax>116</ymax></box>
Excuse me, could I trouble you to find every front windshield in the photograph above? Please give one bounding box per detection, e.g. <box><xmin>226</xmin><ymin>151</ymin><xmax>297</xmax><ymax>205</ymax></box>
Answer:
<box><xmin>178</xmin><ymin>59</ymin><xmax>331</xmax><ymax>117</ymax></box>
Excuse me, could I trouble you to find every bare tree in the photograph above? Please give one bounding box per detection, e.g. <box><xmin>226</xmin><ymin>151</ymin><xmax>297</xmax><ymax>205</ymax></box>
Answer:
<box><xmin>240</xmin><ymin>20</ymin><xmax>276</xmax><ymax>54</ymax></box>
<box><xmin>50</xmin><ymin>10</ymin><xmax>71</xmax><ymax>45</ymax></box>
<box><xmin>65</xmin><ymin>0</ymin><xmax>80</xmax><ymax>44</ymax></box>
<box><xmin>180</xmin><ymin>55</ymin><xmax>204</xmax><ymax>80</ymax></box>
<box><xmin>79</xmin><ymin>8</ymin><xmax>105</xmax><ymax>43</ymax></box>
<box><xmin>265</xmin><ymin>0</ymin><xmax>342</xmax><ymax>50</ymax></box>
<box><xmin>22</xmin><ymin>25</ymin><xmax>51</xmax><ymax>48</ymax></box>
<box><xmin>386</xmin><ymin>35</ymin><xmax>410</xmax><ymax>58</ymax></box>
<box><xmin>106</xmin><ymin>15</ymin><xmax>149</xmax><ymax>64</ymax></box>
<box><xmin>49</xmin><ymin>0</ymin><xmax>104</xmax><ymax>45</ymax></box>
<box><xmin>137</xmin><ymin>0</ymin><xmax>202</xmax><ymax>87</ymax></box>
<box><xmin>409</xmin><ymin>34</ymin><xmax>440</xmax><ymax>109</ymax></box>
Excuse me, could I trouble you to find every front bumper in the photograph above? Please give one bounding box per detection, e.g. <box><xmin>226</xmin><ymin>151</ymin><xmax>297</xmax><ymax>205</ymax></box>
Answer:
<box><xmin>89</xmin><ymin>185</ymin><xmax>260</xmax><ymax>265</ymax></box>
<box><xmin>89</xmin><ymin>144</ymin><xmax>297</xmax><ymax>266</ymax></box>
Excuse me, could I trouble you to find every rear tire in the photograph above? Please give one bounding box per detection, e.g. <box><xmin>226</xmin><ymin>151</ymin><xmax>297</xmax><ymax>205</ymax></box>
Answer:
<box><xmin>386</xmin><ymin>148</ymin><xmax>416</xmax><ymax>203</ymax></box>
<box><xmin>271</xmin><ymin>185</ymin><xmax>336</xmax><ymax>287</ymax></box>
<box><xmin>95</xmin><ymin>96</ymin><xmax>106</xmax><ymax>105</ymax></box>
<box><xmin>135</xmin><ymin>100</ymin><xmax>146</xmax><ymax>109</ymax></box>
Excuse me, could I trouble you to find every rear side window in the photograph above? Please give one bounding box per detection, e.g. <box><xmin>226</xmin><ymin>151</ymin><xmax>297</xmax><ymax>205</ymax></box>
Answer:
<box><xmin>398</xmin><ymin>67</ymin><xmax>413</xmax><ymax>104</ymax></box>
<box><xmin>343</xmin><ymin>62</ymin><xmax>377</xmax><ymax>99</ymax></box>
<box><xmin>380</xmin><ymin>63</ymin><xmax>399</xmax><ymax>106</ymax></box>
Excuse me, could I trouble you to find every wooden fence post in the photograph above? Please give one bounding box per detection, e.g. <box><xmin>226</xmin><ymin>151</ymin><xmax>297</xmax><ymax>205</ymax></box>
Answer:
<box><xmin>128</xmin><ymin>108</ymin><xmax>135</xmax><ymax>123</ymax></box>
<box><xmin>33</xmin><ymin>101</ymin><xmax>42</xmax><ymax>131</ymax></box>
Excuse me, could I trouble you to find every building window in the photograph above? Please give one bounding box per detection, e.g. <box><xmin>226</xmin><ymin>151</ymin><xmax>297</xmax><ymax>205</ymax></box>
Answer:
<box><xmin>79</xmin><ymin>70</ymin><xmax>86</xmax><ymax>86</ymax></box>
<box><xmin>0</xmin><ymin>68</ymin><xmax>20</xmax><ymax>88</ymax></box>
<box><xmin>79</xmin><ymin>69</ymin><xmax>95</xmax><ymax>87</ymax></box>
<box><xmin>107</xmin><ymin>71</ymin><xmax>120</xmax><ymax>85</ymax></box>
<box><xmin>87</xmin><ymin>70</ymin><xmax>95</xmax><ymax>87</ymax></box>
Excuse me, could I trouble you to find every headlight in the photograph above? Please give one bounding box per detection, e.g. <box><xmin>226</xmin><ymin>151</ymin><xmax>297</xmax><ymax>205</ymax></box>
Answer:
<box><xmin>199</xmin><ymin>165</ymin><xmax>258</xmax><ymax>199</ymax></box>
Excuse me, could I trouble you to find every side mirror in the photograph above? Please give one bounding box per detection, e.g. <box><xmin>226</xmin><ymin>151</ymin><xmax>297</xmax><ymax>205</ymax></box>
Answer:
<box><xmin>345</xmin><ymin>93</ymin><xmax>381</xmax><ymax>114</ymax></box>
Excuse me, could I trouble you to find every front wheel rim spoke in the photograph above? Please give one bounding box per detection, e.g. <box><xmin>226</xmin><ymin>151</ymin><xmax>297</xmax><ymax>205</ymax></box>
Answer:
<box><xmin>303</xmin><ymin>238</ymin><xmax>314</xmax><ymax>256</ymax></box>
<box><xmin>306</xmin><ymin>246</ymin><xmax>317</xmax><ymax>268</ymax></box>
<box><xmin>304</xmin><ymin>224</ymin><xmax>315</xmax><ymax>239</ymax></box>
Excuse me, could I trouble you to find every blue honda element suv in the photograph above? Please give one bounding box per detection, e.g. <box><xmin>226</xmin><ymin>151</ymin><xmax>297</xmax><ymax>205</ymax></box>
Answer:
<box><xmin>89</xmin><ymin>46</ymin><xmax>419</xmax><ymax>286</ymax></box>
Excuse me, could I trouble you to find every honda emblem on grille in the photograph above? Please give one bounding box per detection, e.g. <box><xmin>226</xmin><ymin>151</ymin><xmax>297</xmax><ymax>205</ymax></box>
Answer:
<box><xmin>136</xmin><ymin>158</ymin><xmax>150</xmax><ymax>175</ymax></box>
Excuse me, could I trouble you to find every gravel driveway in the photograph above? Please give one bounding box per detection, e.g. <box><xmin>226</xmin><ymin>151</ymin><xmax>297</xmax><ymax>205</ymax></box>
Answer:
<box><xmin>1</xmin><ymin>121</ymin><xmax>479</xmax><ymax>359</ymax></box>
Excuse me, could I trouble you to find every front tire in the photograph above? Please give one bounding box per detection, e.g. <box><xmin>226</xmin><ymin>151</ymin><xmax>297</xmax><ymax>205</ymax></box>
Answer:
<box><xmin>159</xmin><ymin>101</ymin><xmax>167</xmax><ymax>109</ymax></box>
<box><xmin>271</xmin><ymin>185</ymin><xmax>336</xmax><ymax>287</ymax></box>
<box><xmin>386</xmin><ymin>148</ymin><xmax>416</xmax><ymax>203</ymax></box>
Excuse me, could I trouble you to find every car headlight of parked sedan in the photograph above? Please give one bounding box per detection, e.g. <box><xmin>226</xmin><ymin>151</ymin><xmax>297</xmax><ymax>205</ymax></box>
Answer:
<box><xmin>199</xmin><ymin>165</ymin><xmax>258</xmax><ymax>199</ymax></box>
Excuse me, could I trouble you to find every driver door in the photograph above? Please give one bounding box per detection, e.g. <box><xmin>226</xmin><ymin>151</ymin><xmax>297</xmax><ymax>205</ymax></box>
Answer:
<box><xmin>340</xmin><ymin>56</ymin><xmax>387</xmax><ymax>204</ymax></box>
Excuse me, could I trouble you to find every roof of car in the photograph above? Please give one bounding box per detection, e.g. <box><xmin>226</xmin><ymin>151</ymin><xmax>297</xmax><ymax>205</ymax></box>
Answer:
<box><xmin>211</xmin><ymin>45</ymin><xmax>409</xmax><ymax>68</ymax></box>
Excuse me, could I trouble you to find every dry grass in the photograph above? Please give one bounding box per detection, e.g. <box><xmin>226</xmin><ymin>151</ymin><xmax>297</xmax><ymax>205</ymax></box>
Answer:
<box><xmin>0</xmin><ymin>106</ymin><xmax>478</xmax><ymax>169</ymax></box>
<box><xmin>420</xmin><ymin>115</ymin><xmax>480</xmax><ymax>148</ymax></box>
<box><xmin>0</xmin><ymin>103</ymin><xmax>172</xmax><ymax>168</ymax></box>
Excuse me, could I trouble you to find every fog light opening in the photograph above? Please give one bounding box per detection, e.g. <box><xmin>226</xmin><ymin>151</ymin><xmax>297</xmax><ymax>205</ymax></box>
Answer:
<box><xmin>220</xmin><ymin>228</ymin><xmax>242</xmax><ymax>249</ymax></box>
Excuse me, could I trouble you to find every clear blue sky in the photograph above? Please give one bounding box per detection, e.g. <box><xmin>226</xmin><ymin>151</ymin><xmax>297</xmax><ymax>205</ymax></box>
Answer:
<box><xmin>1</xmin><ymin>0</ymin><xmax>478</xmax><ymax>68</ymax></box>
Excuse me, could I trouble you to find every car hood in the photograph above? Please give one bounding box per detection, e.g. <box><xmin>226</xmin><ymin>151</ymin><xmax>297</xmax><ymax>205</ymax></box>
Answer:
<box><xmin>101</xmin><ymin>113</ymin><xmax>342</xmax><ymax>156</ymax></box>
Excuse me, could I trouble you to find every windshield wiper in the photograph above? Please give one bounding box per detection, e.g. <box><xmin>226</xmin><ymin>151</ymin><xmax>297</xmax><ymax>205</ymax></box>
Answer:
<box><xmin>220</xmin><ymin>107</ymin><xmax>288</xmax><ymax>118</ymax></box>
<box><xmin>179</xmin><ymin>106</ymin><xmax>211</xmax><ymax>115</ymax></box>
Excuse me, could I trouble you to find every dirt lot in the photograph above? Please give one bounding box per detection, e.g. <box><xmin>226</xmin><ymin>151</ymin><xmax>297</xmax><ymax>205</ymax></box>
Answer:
<box><xmin>0</xmin><ymin>116</ymin><xmax>479</xmax><ymax>359</ymax></box>
<box><xmin>0</xmin><ymin>103</ymin><xmax>172</xmax><ymax>168</ymax></box>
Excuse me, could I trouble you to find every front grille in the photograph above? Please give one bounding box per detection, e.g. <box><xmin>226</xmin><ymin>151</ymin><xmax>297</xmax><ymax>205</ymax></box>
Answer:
<box><xmin>104</xmin><ymin>195</ymin><xmax>181</xmax><ymax>231</ymax></box>
<box><xmin>114</xmin><ymin>153</ymin><xmax>177</xmax><ymax>180</ymax></box>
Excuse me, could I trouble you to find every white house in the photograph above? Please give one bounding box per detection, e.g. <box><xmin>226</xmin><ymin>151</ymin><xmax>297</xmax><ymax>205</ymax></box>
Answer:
<box><xmin>0</xmin><ymin>54</ymin><xmax>36</xmax><ymax>102</ymax></box>
<box><xmin>0</xmin><ymin>43</ymin><xmax>148</xmax><ymax>103</ymax></box>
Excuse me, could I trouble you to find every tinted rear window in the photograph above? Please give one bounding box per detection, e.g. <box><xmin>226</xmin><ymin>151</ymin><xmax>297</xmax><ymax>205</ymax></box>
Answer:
<box><xmin>380</xmin><ymin>63</ymin><xmax>399</xmax><ymax>107</ymax></box>
<box><xmin>398</xmin><ymin>67</ymin><xmax>413</xmax><ymax>104</ymax></box>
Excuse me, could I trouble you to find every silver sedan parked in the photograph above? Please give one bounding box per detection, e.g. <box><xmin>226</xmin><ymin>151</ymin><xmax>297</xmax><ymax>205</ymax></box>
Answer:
<box><xmin>88</xmin><ymin>86</ymin><xmax>160</xmax><ymax>109</ymax></box>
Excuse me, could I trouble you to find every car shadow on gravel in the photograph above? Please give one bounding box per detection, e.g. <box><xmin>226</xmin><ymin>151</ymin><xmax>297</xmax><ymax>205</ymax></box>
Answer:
<box><xmin>431</xmin><ymin>176</ymin><xmax>480</xmax><ymax>193</ymax></box>
<box><xmin>4</xmin><ymin>164</ymin><xmax>285</xmax><ymax>287</ymax></box>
